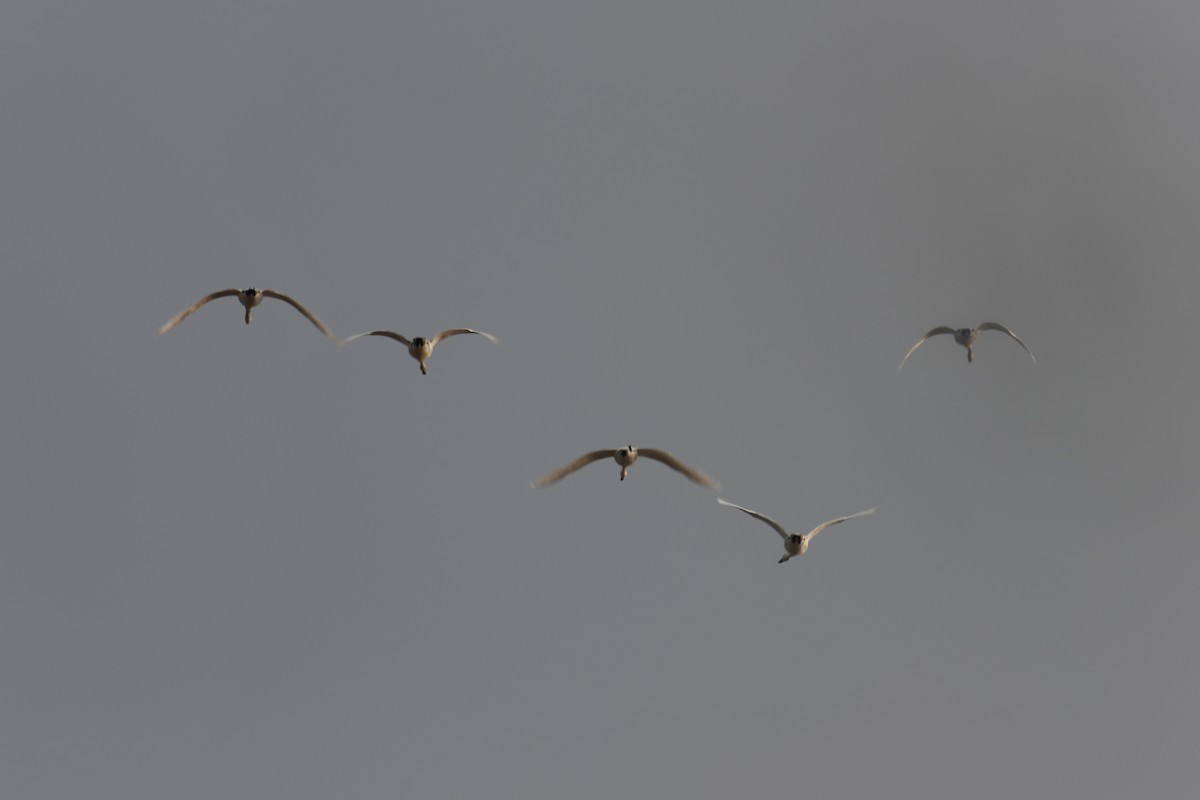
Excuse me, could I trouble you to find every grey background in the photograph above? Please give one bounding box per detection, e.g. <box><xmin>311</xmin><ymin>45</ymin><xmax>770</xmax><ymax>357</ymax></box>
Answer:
<box><xmin>3</xmin><ymin>2</ymin><xmax>1198</xmax><ymax>798</ymax></box>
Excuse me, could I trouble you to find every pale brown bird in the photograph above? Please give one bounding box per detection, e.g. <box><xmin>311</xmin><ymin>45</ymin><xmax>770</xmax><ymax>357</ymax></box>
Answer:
<box><xmin>340</xmin><ymin>328</ymin><xmax>498</xmax><ymax>374</ymax></box>
<box><xmin>531</xmin><ymin>446</ymin><xmax>718</xmax><ymax>489</ymax></box>
<box><xmin>898</xmin><ymin>322</ymin><xmax>1035</xmax><ymax>369</ymax></box>
<box><xmin>718</xmin><ymin>498</ymin><xmax>875</xmax><ymax>563</ymax></box>
<box><xmin>158</xmin><ymin>287</ymin><xmax>335</xmax><ymax>339</ymax></box>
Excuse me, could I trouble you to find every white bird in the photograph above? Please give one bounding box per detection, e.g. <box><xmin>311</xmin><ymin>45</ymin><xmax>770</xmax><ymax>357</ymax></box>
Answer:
<box><xmin>898</xmin><ymin>322</ymin><xmax>1035</xmax><ymax>369</ymax></box>
<box><xmin>340</xmin><ymin>328</ymin><xmax>498</xmax><ymax>374</ymax></box>
<box><xmin>718</xmin><ymin>497</ymin><xmax>875</xmax><ymax>563</ymax></box>
<box><xmin>531</xmin><ymin>446</ymin><xmax>718</xmax><ymax>489</ymax></box>
<box><xmin>158</xmin><ymin>287</ymin><xmax>335</xmax><ymax>339</ymax></box>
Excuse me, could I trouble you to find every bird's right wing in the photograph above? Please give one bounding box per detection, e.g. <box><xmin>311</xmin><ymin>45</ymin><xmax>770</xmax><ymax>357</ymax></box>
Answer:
<box><xmin>898</xmin><ymin>326</ymin><xmax>956</xmax><ymax>370</ymax></box>
<box><xmin>717</xmin><ymin>498</ymin><xmax>790</xmax><ymax>541</ymax></box>
<box><xmin>530</xmin><ymin>450</ymin><xmax>616</xmax><ymax>488</ymax></box>
<box><xmin>157</xmin><ymin>289</ymin><xmax>240</xmax><ymax>334</ymax></box>
<box><xmin>340</xmin><ymin>330</ymin><xmax>412</xmax><ymax>346</ymax></box>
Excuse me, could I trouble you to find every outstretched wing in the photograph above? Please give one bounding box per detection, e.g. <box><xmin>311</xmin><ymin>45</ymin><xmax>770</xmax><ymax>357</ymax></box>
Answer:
<box><xmin>429</xmin><ymin>328</ymin><xmax>500</xmax><ymax>347</ymax></box>
<box><xmin>157</xmin><ymin>288</ymin><xmax>241</xmax><ymax>334</ymax></box>
<box><xmin>717</xmin><ymin>497</ymin><xmax>790</xmax><ymax>541</ymax></box>
<box><xmin>638</xmin><ymin>448</ymin><xmax>718</xmax><ymax>489</ymax></box>
<box><xmin>530</xmin><ymin>449</ymin><xmax>617</xmax><ymax>488</ymax></box>
<box><xmin>806</xmin><ymin>507</ymin><xmax>876</xmax><ymax>540</ymax></box>
<box><xmin>977</xmin><ymin>322</ymin><xmax>1036</xmax><ymax>364</ymax></box>
<box><xmin>898</xmin><ymin>326</ymin><xmax>956</xmax><ymax>370</ymax></box>
<box><xmin>339</xmin><ymin>330</ymin><xmax>413</xmax><ymax>346</ymax></box>
<box><xmin>260</xmin><ymin>289</ymin><xmax>335</xmax><ymax>339</ymax></box>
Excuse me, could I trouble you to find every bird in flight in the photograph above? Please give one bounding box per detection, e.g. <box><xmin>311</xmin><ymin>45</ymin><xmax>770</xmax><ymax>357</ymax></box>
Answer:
<box><xmin>718</xmin><ymin>497</ymin><xmax>875</xmax><ymax>563</ymax></box>
<box><xmin>158</xmin><ymin>287</ymin><xmax>335</xmax><ymax>340</ymax></box>
<box><xmin>340</xmin><ymin>328</ymin><xmax>498</xmax><ymax>374</ymax></box>
<box><xmin>898</xmin><ymin>322</ymin><xmax>1035</xmax><ymax>369</ymax></box>
<box><xmin>531</xmin><ymin>446</ymin><xmax>718</xmax><ymax>489</ymax></box>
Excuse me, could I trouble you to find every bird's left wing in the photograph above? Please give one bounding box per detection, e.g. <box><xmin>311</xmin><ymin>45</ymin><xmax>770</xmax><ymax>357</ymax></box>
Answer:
<box><xmin>806</xmin><ymin>507</ymin><xmax>876</xmax><ymax>540</ymax></box>
<box><xmin>639</xmin><ymin>448</ymin><xmax>719</xmax><ymax>489</ymax></box>
<box><xmin>429</xmin><ymin>328</ymin><xmax>499</xmax><ymax>346</ymax></box>
<box><xmin>977</xmin><ymin>322</ymin><xmax>1036</xmax><ymax>364</ymax></box>
<box><xmin>261</xmin><ymin>289</ymin><xmax>336</xmax><ymax>340</ymax></box>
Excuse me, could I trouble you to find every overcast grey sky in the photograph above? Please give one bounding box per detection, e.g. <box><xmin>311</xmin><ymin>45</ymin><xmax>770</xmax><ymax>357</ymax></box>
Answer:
<box><xmin>4</xmin><ymin>2</ymin><xmax>1199</xmax><ymax>798</ymax></box>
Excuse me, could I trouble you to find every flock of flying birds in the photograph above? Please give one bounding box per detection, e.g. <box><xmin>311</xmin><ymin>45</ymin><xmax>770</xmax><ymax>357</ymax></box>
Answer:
<box><xmin>159</xmin><ymin>286</ymin><xmax>1037</xmax><ymax>564</ymax></box>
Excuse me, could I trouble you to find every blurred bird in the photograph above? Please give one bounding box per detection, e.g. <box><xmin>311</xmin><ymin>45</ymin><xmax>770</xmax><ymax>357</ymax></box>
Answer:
<box><xmin>531</xmin><ymin>446</ymin><xmax>718</xmax><ymax>489</ymax></box>
<box><xmin>340</xmin><ymin>328</ymin><xmax>498</xmax><ymax>374</ymax></box>
<box><xmin>718</xmin><ymin>497</ymin><xmax>875</xmax><ymax>563</ymax></box>
<box><xmin>898</xmin><ymin>322</ymin><xmax>1035</xmax><ymax>369</ymax></box>
<box><xmin>158</xmin><ymin>287</ymin><xmax>335</xmax><ymax>339</ymax></box>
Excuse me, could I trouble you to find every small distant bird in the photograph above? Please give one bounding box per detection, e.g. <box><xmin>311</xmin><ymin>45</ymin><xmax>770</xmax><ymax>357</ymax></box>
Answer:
<box><xmin>898</xmin><ymin>322</ymin><xmax>1035</xmax><ymax>369</ymax></box>
<box><xmin>158</xmin><ymin>287</ymin><xmax>335</xmax><ymax>339</ymax></box>
<box><xmin>340</xmin><ymin>328</ymin><xmax>498</xmax><ymax>374</ymax></box>
<box><xmin>718</xmin><ymin>497</ymin><xmax>875</xmax><ymax>563</ymax></box>
<box><xmin>531</xmin><ymin>446</ymin><xmax>718</xmax><ymax>489</ymax></box>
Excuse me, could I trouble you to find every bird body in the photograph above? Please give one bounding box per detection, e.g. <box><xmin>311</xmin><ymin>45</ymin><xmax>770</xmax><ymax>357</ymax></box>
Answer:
<box><xmin>340</xmin><ymin>328</ymin><xmax>497</xmax><ymax>374</ymax></box>
<box><xmin>898</xmin><ymin>321</ymin><xmax>1035</xmax><ymax>369</ymax></box>
<box><xmin>531</xmin><ymin>446</ymin><xmax>718</xmax><ymax>489</ymax></box>
<box><xmin>158</xmin><ymin>287</ymin><xmax>335</xmax><ymax>339</ymax></box>
<box><xmin>718</xmin><ymin>498</ymin><xmax>875</xmax><ymax>562</ymax></box>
